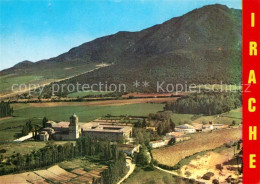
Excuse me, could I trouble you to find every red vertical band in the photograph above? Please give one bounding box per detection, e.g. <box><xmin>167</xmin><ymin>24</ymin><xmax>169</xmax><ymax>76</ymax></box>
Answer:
<box><xmin>243</xmin><ymin>0</ymin><xmax>260</xmax><ymax>183</ymax></box>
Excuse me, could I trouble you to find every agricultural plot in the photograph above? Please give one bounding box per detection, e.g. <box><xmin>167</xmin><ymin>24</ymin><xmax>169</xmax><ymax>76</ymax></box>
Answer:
<box><xmin>0</xmin><ymin>165</ymin><xmax>76</xmax><ymax>184</ymax></box>
<box><xmin>66</xmin><ymin>90</ymin><xmax>113</xmax><ymax>98</ymax></box>
<box><xmin>170</xmin><ymin>113</ymin><xmax>195</xmax><ymax>125</ymax></box>
<box><xmin>123</xmin><ymin>167</ymin><xmax>189</xmax><ymax>184</ymax></box>
<box><xmin>0</xmin><ymin>63</ymin><xmax>97</xmax><ymax>95</ymax></box>
<box><xmin>195</xmin><ymin>84</ymin><xmax>242</xmax><ymax>91</ymax></box>
<box><xmin>0</xmin><ymin>162</ymin><xmax>107</xmax><ymax>184</ymax></box>
<box><xmin>152</xmin><ymin>128</ymin><xmax>241</xmax><ymax>167</ymax></box>
<box><xmin>27</xmin><ymin>97</ymin><xmax>177</xmax><ymax>107</ymax></box>
<box><xmin>178</xmin><ymin>147</ymin><xmax>242</xmax><ymax>183</ymax></box>
<box><xmin>0</xmin><ymin>75</ymin><xmax>43</xmax><ymax>93</ymax></box>
<box><xmin>169</xmin><ymin>107</ymin><xmax>242</xmax><ymax>125</ymax></box>
<box><xmin>58</xmin><ymin>158</ymin><xmax>104</xmax><ymax>172</ymax></box>
<box><xmin>192</xmin><ymin>108</ymin><xmax>242</xmax><ymax>125</ymax></box>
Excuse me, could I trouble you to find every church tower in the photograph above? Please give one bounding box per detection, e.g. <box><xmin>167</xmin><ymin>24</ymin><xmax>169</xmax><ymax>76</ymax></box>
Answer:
<box><xmin>69</xmin><ymin>113</ymin><xmax>80</xmax><ymax>139</ymax></box>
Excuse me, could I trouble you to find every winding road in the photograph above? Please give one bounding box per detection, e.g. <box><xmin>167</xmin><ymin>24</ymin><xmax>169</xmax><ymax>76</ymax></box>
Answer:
<box><xmin>117</xmin><ymin>158</ymin><xmax>136</xmax><ymax>184</ymax></box>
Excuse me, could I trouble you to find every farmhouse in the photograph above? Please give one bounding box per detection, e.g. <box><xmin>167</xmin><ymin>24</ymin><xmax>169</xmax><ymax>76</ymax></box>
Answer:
<box><xmin>39</xmin><ymin>113</ymin><xmax>132</xmax><ymax>141</ymax></box>
<box><xmin>166</xmin><ymin>131</ymin><xmax>191</xmax><ymax>143</ymax></box>
<box><xmin>202</xmin><ymin>122</ymin><xmax>227</xmax><ymax>132</ymax></box>
<box><xmin>166</xmin><ymin>131</ymin><xmax>185</xmax><ymax>138</ymax></box>
<box><xmin>149</xmin><ymin>139</ymin><xmax>169</xmax><ymax>148</ymax></box>
<box><xmin>202</xmin><ymin>124</ymin><xmax>214</xmax><ymax>132</ymax></box>
<box><xmin>191</xmin><ymin>123</ymin><xmax>203</xmax><ymax>131</ymax></box>
<box><xmin>213</xmin><ymin>123</ymin><xmax>228</xmax><ymax>129</ymax></box>
<box><xmin>175</xmin><ymin>124</ymin><xmax>196</xmax><ymax>133</ymax></box>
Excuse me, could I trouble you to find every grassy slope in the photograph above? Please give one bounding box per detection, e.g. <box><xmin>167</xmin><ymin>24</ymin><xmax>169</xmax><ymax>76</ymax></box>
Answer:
<box><xmin>192</xmin><ymin>108</ymin><xmax>242</xmax><ymax>125</ymax></box>
<box><xmin>123</xmin><ymin>167</ymin><xmax>188</xmax><ymax>184</ymax></box>
<box><xmin>0</xmin><ymin>103</ymin><xmax>164</xmax><ymax>141</ymax></box>
<box><xmin>0</xmin><ymin>141</ymin><xmax>70</xmax><ymax>157</ymax></box>
<box><xmin>0</xmin><ymin>63</ymin><xmax>97</xmax><ymax>94</ymax></box>
<box><xmin>0</xmin><ymin>75</ymin><xmax>43</xmax><ymax>93</ymax></box>
<box><xmin>59</xmin><ymin>157</ymin><xmax>104</xmax><ymax>172</ymax></box>
<box><xmin>170</xmin><ymin>107</ymin><xmax>241</xmax><ymax>125</ymax></box>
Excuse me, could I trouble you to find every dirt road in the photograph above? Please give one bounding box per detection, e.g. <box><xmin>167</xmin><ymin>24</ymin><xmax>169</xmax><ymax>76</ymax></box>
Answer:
<box><xmin>14</xmin><ymin>132</ymin><xmax>33</xmax><ymax>142</ymax></box>
<box><xmin>118</xmin><ymin>158</ymin><xmax>136</xmax><ymax>184</ymax></box>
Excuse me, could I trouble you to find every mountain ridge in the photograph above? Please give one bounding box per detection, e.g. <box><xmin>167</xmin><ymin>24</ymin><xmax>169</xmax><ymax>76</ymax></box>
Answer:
<box><xmin>0</xmin><ymin>4</ymin><xmax>241</xmax><ymax>94</ymax></box>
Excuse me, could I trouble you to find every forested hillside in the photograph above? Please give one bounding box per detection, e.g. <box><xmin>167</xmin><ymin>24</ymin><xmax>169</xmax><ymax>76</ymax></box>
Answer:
<box><xmin>1</xmin><ymin>4</ymin><xmax>241</xmax><ymax>95</ymax></box>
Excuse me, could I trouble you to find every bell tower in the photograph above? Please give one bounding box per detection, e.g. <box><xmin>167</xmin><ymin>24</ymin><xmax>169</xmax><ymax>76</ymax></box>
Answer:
<box><xmin>69</xmin><ymin>113</ymin><xmax>80</xmax><ymax>139</ymax></box>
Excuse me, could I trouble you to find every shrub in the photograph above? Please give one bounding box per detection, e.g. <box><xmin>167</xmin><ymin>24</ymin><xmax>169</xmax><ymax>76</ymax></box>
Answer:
<box><xmin>202</xmin><ymin>172</ymin><xmax>215</xmax><ymax>180</ymax></box>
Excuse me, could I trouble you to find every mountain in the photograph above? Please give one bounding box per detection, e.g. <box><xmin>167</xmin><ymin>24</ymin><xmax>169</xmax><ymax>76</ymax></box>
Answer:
<box><xmin>1</xmin><ymin>4</ymin><xmax>241</xmax><ymax>95</ymax></box>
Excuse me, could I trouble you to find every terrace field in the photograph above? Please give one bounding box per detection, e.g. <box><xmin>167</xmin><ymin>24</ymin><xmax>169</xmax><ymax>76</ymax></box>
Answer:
<box><xmin>0</xmin><ymin>161</ymin><xmax>106</xmax><ymax>184</ymax></box>
<box><xmin>152</xmin><ymin>127</ymin><xmax>241</xmax><ymax>167</ymax></box>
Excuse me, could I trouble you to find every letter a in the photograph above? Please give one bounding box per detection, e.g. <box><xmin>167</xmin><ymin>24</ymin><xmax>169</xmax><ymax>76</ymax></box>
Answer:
<box><xmin>248</xmin><ymin>70</ymin><xmax>257</xmax><ymax>84</ymax></box>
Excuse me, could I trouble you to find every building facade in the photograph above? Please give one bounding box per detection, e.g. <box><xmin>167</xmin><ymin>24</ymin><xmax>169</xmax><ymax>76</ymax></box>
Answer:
<box><xmin>39</xmin><ymin>114</ymin><xmax>132</xmax><ymax>141</ymax></box>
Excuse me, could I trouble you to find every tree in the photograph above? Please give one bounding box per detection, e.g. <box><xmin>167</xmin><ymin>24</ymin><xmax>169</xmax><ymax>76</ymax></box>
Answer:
<box><xmin>231</xmin><ymin>120</ymin><xmax>236</xmax><ymax>126</ymax></box>
<box><xmin>168</xmin><ymin>137</ymin><xmax>176</xmax><ymax>145</ymax></box>
<box><xmin>42</xmin><ymin>117</ymin><xmax>48</xmax><ymax>128</ymax></box>
<box><xmin>118</xmin><ymin>135</ymin><xmax>125</xmax><ymax>144</ymax></box>
<box><xmin>136</xmin><ymin>147</ymin><xmax>151</xmax><ymax>166</ymax></box>
<box><xmin>21</xmin><ymin>120</ymin><xmax>33</xmax><ymax>136</ymax></box>
<box><xmin>142</xmin><ymin>119</ymin><xmax>147</xmax><ymax>128</ymax></box>
<box><xmin>169</xmin><ymin>119</ymin><xmax>175</xmax><ymax>131</ymax></box>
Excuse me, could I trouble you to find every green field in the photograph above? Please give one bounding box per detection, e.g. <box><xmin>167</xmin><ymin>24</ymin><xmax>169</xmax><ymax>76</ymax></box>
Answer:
<box><xmin>0</xmin><ymin>141</ymin><xmax>71</xmax><ymax>157</ymax></box>
<box><xmin>67</xmin><ymin>90</ymin><xmax>112</xmax><ymax>98</ymax></box>
<box><xmin>0</xmin><ymin>103</ymin><xmax>164</xmax><ymax>141</ymax></box>
<box><xmin>170</xmin><ymin>113</ymin><xmax>195</xmax><ymax>125</ymax></box>
<box><xmin>123</xmin><ymin>167</ymin><xmax>189</xmax><ymax>184</ymax></box>
<box><xmin>169</xmin><ymin>107</ymin><xmax>241</xmax><ymax>126</ymax></box>
<box><xmin>59</xmin><ymin>157</ymin><xmax>104</xmax><ymax>172</ymax></box>
<box><xmin>0</xmin><ymin>63</ymin><xmax>98</xmax><ymax>94</ymax></box>
<box><xmin>195</xmin><ymin>84</ymin><xmax>242</xmax><ymax>91</ymax></box>
<box><xmin>0</xmin><ymin>75</ymin><xmax>43</xmax><ymax>93</ymax></box>
<box><xmin>192</xmin><ymin>108</ymin><xmax>242</xmax><ymax>125</ymax></box>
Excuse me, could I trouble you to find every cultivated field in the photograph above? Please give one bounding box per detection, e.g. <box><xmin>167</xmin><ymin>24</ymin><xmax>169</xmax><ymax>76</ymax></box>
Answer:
<box><xmin>66</xmin><ymin>90</ymin><xmax>113</xmax><ymax>98</ymax></box>
<box><xmin>0</xmin><ymin>158</ymin><xmax>107</xmax><ymax>184</ymax></box>
<box><xmin>122</xmin><ymin>92</ymin><xmax>189</xmax><ymax>98</ymax></box>
<box><xmin>169</xmin><ymin>107</ymin><xmax>242</xmax><ymax>125</ymax></box>
<box><xmin>28</xmin><ymin>97</ymin><xmax>178</xmax><ymax>107</ymax></box>
<box><xmin>152</xmin><ymin>128</ymin><xmax>241</xmax><ymax>167</ymax></box>
<box><xmin>0</xmin><ymin>63</ymin><xmax>98</xmax><ymax>96</ymax></box>
<box><xmin>192</xmin><ymin>108</ymin><xmax>242</xmax><ymax>125</ymax></box>
<box><xmin>179</xmin><ymin>147</ymin><xmax>242</xmax><ymax>183</ymax></box>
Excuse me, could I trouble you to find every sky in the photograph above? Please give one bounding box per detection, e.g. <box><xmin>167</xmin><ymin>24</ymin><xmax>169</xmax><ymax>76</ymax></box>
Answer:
<box><xmin>0</xmin><ymin>0</ymin><xmax>242</xmax><ymax>70</ymax></box>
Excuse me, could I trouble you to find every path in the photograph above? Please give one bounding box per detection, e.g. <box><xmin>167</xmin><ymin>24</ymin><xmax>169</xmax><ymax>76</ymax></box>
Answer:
<box><xmin>154</xmin><ymin>166</ymin><xmax>207</xmax><ymax>184</ymax></box>
<box><xmin>14</xmin><ymin>132</ymin><xmax>33</xmax><ymax>142</ymax></box>
<box><xmin>117</xmin><ymin>158</ymin><xmax>136</xmax><ymax>184</ymax></box>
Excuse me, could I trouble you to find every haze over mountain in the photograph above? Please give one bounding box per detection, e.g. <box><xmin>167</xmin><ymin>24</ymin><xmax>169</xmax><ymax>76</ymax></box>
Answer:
<box><xmin>1</xmin><ymin>4</ymin><xmax>241</xmax><ymax>94</ymax></box>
